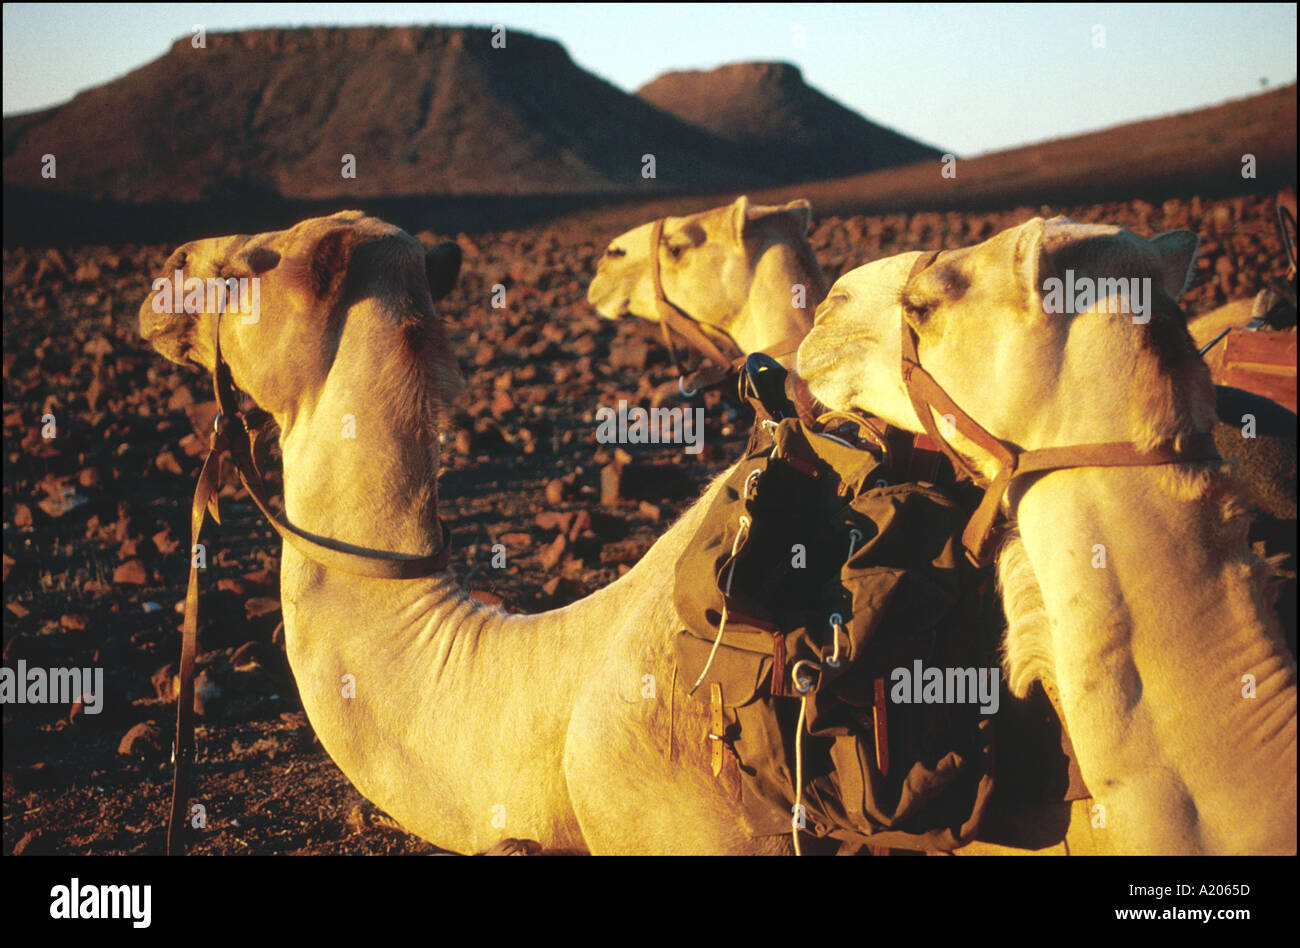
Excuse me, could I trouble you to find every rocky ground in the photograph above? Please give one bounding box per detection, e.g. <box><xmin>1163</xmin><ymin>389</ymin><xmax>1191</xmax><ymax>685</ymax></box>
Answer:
<box><xmin>3</xmin><ymin>191</ymin><xmax>1294</xmax><ymax>855</ymax></box>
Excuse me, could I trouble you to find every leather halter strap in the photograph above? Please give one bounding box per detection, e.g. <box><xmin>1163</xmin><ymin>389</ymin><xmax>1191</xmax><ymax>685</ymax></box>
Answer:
<box><xmin>900</xmin><ymin>250</ymin><xmax>1220</xmax><ymax>567</ymax></box>
<box><xmin>167</xmin><ymin>305</ymin><xmax>450</xmax><ymax>855</ymax></box>
<box><xmin>647</xmin><ymin>218</ymin><xmax>804</xmax><ymax>390</ymax></box>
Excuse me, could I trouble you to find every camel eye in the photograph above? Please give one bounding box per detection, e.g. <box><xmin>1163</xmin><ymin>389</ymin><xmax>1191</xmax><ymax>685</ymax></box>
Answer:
<box><xmin>667</xmin><ymin>243</ymin><xmax>685</xmax><ymax>260</ymax></box>
<box><xmin>899</xmin><ymin>290</ymin><xmax>937</xmax><ymax>322</ymax></box>
<box><xmin>604</xmin><ymin>247</ymin><xmax>626</xmax><ymax>259</ymax></box>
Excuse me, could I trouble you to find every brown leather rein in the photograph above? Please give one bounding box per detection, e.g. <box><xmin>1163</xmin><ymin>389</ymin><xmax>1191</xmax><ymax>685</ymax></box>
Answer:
<box><xmin>900</xmin><ymin>249</ymin><xmax>1221</xmax><ymax>568</ymax></box>
<box><xmin>166</xmin><ymin>308</ymin><xmax>450</xmax><ymax>855</ymax></box>
<box><xmin>647</xmin><ymin>218</ymin><xmax>804</xmax><ymax>394</ymax></box>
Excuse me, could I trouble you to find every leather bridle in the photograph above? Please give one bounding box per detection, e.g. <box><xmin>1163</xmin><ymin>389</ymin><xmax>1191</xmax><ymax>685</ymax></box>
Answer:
<box><xmin>166</xmin><ymin>304</ymin><xmax>450</xmax><ymax>855</ymax></box>
<box><xmin>647</xmin><ymin>218</ymin><xmax>805</xmax><ymax>394</ymax></box>
<box><xmin>899</xmin><ymin>249</ymin><xmax>1221</xmax><ymax>567</ymax></box>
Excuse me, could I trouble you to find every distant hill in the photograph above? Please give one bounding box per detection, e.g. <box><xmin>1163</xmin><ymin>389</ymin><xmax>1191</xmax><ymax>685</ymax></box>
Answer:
<box><xmin>637</xmin><ymin>61</ymin><xmax>942</xmax><ymax>181</ymax></box>
<box><xmin>1</xmin><ymin>26</ymin><xmax>765</xmax><ymax>202</ymax></box>
<box><xmin>3</xmin><ymin>27</ymin><xmax>945</xmax><ymax>209</ymax></box>
<box><xmin>543</xmin><ymin>84</ymin><xmax>1298</xmax><ymax>234</ymax></box>
<box><xmin>2</xmin><ymin>24</ymin><xmax>1291</xmax><ymax>248</ymax></box>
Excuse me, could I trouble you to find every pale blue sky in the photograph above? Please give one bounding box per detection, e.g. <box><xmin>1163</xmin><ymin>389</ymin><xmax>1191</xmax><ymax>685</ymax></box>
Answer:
<box><xmin>2</xmin><ymin>3</ymin><xmax>1295</xmax><ymax>155</ymax></box>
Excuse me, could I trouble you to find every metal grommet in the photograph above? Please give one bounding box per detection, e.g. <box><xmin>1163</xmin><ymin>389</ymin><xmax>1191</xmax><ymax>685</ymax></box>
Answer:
<box><xmin>846</xmin><ymin>528</ymin><xmax>864</xmax><ymax>561</ymax></box>
<box><xmin>826</xmin><ymin>613</ymin><xmax>845</xmax><ymax>668</ymax></box>
<box><xmin>744</xmin><ymin>468</ymin><xmax>762</xmax><ymax>499</ymax></box>
<box><xmin>212</xmin><ymin>411</ymin><xmax>225</xmax><ymax>434</ymax></box>
<box><xmin>679</xmin><ymin>376</ymin><xmax>697</xmax><ymax>398</ymax></box>
<box><xmin>792</xmin><ymin>659</ymin><xmax>821</xmax><ymax>694</ymax></box>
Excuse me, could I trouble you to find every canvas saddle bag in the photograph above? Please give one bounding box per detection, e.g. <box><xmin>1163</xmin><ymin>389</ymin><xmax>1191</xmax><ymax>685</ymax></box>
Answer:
<box><xmin>672</xmin><ymin>393</ymin><xmax>998</xmax><ymax>849</ymax></box>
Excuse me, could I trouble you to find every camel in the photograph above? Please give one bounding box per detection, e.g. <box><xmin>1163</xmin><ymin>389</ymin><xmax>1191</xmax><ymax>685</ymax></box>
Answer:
<box><xmin>1188</xmin><ymin>297</ymin><xmax>1258</xmax><ymax>351</ymax></box>
<box><xmin>797</xmin><ymin>217</ymin><xmax>1297</xmax><ymax>854</ymax></box>
<box><xmin>588</xmin><ymin>195</ymin><xmax>827</xmax><ymax>369</ymax></box>
<box><xmin>139</xmin><ymin>211</ymin><xmax>1293</xmax><ymax>855</ymax></box>
<box><xmin>139</xmin><ymin>211</ymin><xmax>817</xmax><ymax>854</ymax></box>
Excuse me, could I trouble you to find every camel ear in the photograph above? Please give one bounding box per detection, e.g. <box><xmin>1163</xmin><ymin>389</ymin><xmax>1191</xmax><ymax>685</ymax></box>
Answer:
<box><xmin>425</xmin><ymin>241</ymin><xmax>462</xmax><ymax>301</ymax></box>
<box><xmin>781</xmin><ymin>199</ymin><xmax>813</xmax><ymax>233</ymax></box>
<box><xmin>730</xmin><ymin>195</ymin><xmax>751</xmax><ymax>244</ymax></box>
<box><xmin>305</xmin><ymin>226</ymin><xmax>361</xmax><ymax>300</ymax></box>
<box><xmin>1150</xmin><ymin>230</ymin><xmax>1199</xmax><ymax>302</ymax></box>
<box><xmin>243</xmin><ymin>247</ymin><xmax>281</xmax><ymax>275</ymax></box>
<box><xmin>1014</xmin><ymin>217</ymin><xmax>1053</xmax><ymax>312</ymax></box>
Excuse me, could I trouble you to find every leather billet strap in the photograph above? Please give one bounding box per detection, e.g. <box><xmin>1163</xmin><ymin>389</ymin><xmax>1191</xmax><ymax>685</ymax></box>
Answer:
<box><xmin>167</xmin><ymin>308</ymin><xmax>450</xmax><ymax>855</ymax></box>
<box><xmin>899</xmin><ymin>250</ymin><xmax>1221</xmax><ymax>567</ymax></box>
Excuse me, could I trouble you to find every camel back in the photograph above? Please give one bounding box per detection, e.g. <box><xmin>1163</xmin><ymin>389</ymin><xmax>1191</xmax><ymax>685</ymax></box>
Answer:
<box><xmin>673</xmin><ymin>412</ymin><xmax>998</xmax><ymax>850</ymax></box>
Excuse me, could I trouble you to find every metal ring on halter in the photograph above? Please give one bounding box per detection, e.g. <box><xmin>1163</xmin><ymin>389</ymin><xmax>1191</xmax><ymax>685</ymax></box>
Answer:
<box><xmin>792</xmin><ymin>659</ymin><xmax>821</xmax><ymax>694</ymax></box>
<box><xmin>744</xmin><ymin>468</ymin><xmax>762</xmax><ymax>499</ymax></box>
<box><xmin>679</xmin><ymin>376</ymin><xmax>698</xmax><ymax>398</ymax></box>
<box><xmin>213</xmin><ymin>411</ymin><xmax>225</xmax><ymax>434</ymax></box>
<box><xmin>826</xmin><ymin>613</ymin><xmax>845</xmax><ymax>668</ymax></box>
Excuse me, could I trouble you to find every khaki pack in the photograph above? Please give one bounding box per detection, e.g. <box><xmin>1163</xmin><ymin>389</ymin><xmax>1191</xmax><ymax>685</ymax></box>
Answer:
<box><xmin>672</xmin><ymin>416</ymin><xmax>998</xmax><ymax>849</ymax></box>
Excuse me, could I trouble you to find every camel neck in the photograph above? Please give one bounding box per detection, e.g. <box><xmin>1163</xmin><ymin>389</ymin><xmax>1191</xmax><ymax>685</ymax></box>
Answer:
<box><xmin>1013</xmin><ymin>465</ymin><xmax>1296</xmax><ymax>852</ymax></box>
<box><xmin>732</xmin><ymin>242</ymin><xmax>825</xmax><ymax>360</ymax></box>
<box><xmin>276</xmin><ymin>390</ymin><xmax>445</xmax><ymax>562</ymax></box>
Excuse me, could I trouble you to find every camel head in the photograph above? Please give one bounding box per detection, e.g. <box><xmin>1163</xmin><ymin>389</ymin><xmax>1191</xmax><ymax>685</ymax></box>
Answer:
<box><xmin>139</xmin><ymin>210</ymin><xmax>465</xmax><ymax>430</ymax></box>
<box><xmin>588</xmin><ymin>195</ymin><xmax>826</xmax><ymax>360</ymax></box>
<box><xmin>798</xmin><ymin>216</ymin><xmax>1213</xmax><ymax>478</ymax></box>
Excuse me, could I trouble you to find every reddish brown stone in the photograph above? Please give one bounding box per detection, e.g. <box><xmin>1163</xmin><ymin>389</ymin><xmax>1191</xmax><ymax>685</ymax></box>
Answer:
<box><xmin>113</xmin><ymin>559</ymin><xmax>147</xmax><ymax>585</ymax></box>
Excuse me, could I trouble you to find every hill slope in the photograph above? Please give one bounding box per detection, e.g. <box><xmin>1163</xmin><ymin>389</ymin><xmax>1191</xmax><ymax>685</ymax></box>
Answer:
<box><xmin>2</xmin><ymin>26</ymin><xmax>765</xmax><ymax>201</ymax></box>
<box><xmin>637</xmin><ymin>61</ymin><xmax>943</xmax><ymax>181</ymax></box>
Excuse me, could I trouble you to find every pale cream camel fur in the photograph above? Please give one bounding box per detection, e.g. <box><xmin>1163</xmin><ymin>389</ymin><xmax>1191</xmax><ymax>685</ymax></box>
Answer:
<box><xmin>588</xmin><ymin>195</ymin><xmax>827</xmax><ymax>365</ymax></box>
<box><xmin>1187</xmin><ymin>297</ymin><xmax>1257</xmax><ymax>350</ymax></box>
<box><xmin>140</xmin><ymin>211</ymin><xmax>809</xmax><ymax>855</ymax></box>
<box><xmin>798</xmin><ymin>217</ymin><xmax>1297</xmax><ymax>854</ymax></box>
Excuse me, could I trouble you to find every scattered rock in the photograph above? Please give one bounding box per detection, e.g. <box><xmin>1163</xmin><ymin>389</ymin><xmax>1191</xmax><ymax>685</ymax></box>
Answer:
<box><xmin>113</xmin><ymin>559</ymin><xmax>148</xmax><ymax>585</ymax></box>
<box><xmin>13</xmin><ymin>830</ymin><xmax>59</xmax><ymax>856</ymax></box>
<box><xmin>151</xmin><ymin>663</ymin><xmax>178</xmax><ymax>700</ymax></box>
<box><xmin>193</xmin><ymin>668</ymin><xmax>222</xmax><ymax>718</ymax></box>
<box><xmin>155</xmin><ymin>450</ymin><xmax>184</xmax><ymax>475</ymax></box>
<box><xmin>469</xmin><ymin>589</ymin><xmax>504</xmax><ymax>607</ymax></box>
<box><xmin>118</xmin><ymin>722</ymin><xmax>166</xmax><ymax>758</ymax></box>
<box><xmin>245</xmin><ymin>597</ymin><xmax>281</xmax><ymax>619</ymax></box>
<box><xmin>545</xmin><ymin>475</ymin><xmax>577</xmax><ymax>506</ymax></box>
<box><xmin>539</xmin><ymin>534</ymin><xmax>568</xmax><ymax>570</ymax></box>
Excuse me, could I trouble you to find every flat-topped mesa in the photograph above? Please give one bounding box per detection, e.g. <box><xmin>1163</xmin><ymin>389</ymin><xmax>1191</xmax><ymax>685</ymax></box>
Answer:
<box><xmin>664</xmin><ymin>61</ymin><xmax>807</xmax><ymax>86</ymax></box>
<box><xmin>170</xmin><ymin>25</ymin><xmax>569</xmax><ymax>59</ymax></box>
<box><xmin>9</xmin><ymin>23</ymin><xmax>752</xmax><ymax>203</ymax></box>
